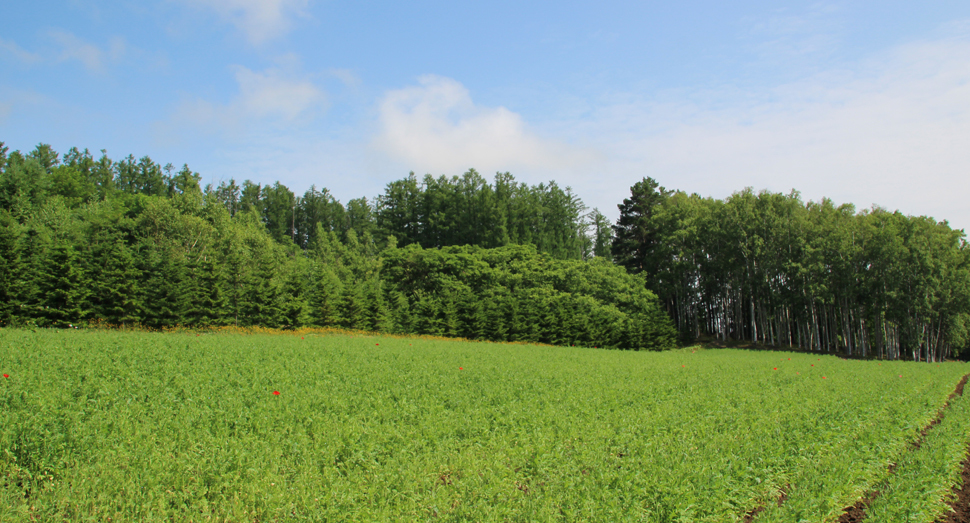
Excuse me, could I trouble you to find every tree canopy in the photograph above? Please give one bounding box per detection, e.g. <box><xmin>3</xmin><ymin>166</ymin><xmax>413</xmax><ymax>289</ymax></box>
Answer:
<box><xmin>0</xmin><ymin>142</ymin><xmax>674</xmax><ymax>351</ymax></box>
<box><xmin>3</xmin><ymin>141</ymin><xmax>967</xmax><ymax>359</ymax></box>
<box><xmin>613</xmin><ymin>178</ymin><xmax>970</xmax><ymax>361</ymax></box>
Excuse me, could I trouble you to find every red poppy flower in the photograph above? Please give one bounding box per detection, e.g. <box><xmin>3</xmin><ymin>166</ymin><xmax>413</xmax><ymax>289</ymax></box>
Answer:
<box><xmin>301</xmin><ymin>337</ymin><xmax>304</xmax><ymax>340</ymax></box>
<box><xmin>811</xmin><ymin>364</ymin><xmax>814</xmax><ymax>367</ymax></box>
<box><xmin>376</xmin><ymin>343</ymin><xmax>379</xmax><ymax>346</ymax></box>
<box><xmin>822</xmin><ymin>376</ymin><xmax>827</xmax><ymax>379</ymax></box>
<box><xmin>459</xmin><ymin>367</ymin><xmax>463</xmax><ymax>370</ymax></box>
<box><xmin>273</xmin><ymin>391</ymin><xmax>280</xmax><ymax>395</ymax></box>
<box><xmin>2</xmin><ymin>374</ymin><xmax>7</xmax><ymax>378</ymax></box>
<box><xmin>773</xmin><ymin>368</ymin><xmax>777</xmax><ymax>370</ymax></box>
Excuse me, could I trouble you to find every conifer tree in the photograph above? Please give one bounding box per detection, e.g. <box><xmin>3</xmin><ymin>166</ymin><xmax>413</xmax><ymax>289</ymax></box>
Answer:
<box><xmin>87</xmin><ymin>234</ymin><xmax>141</xmax><ymax>326</ymax></box>
<box><xmin>414</xmin><ymin>292</ymin><xmax>443</xmax><ymax>336</ymax></box>
<box><xmin>185</xmin><ymin>254</ymin><xmax>228</xmax><ymax>327</ymax></box>
<box><xmin>388</xmin><ymin>290</ymin><xmax>412</xmax><ymax>334</ymax></box>
<box><xmin>38</xmin><ymin>240</ymin><xmax>90</xmax><ymax>327</ymax></box>
<box><xmin>612</xmin><ymin>177</ymin><xmax>671</xmax><ymax>274</ymax></box>
<box><xmin>0</xmin><ymin>210</ymin><xmax>24</xmax><ymax>325</ymax></box>
<box><xmin>364</xmin><ymin>280</ymin><xmax>390</xmax><ymax>333</ymax></box>
<box><xmin>309</xmin><ymin>266</ymin><xmax>343</xmax><ymax>327</ymax></box>
<box><xmin>339</xmin><ymin>282</ymin><xmax>367</xmax><ymax>330</ymax></box>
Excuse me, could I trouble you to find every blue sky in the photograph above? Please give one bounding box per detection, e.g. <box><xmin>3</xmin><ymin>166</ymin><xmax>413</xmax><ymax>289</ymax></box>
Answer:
<box><xmin>2</xmin><ymin>1</ymin><xmax>970</xmax><ymax>230</ymax></box>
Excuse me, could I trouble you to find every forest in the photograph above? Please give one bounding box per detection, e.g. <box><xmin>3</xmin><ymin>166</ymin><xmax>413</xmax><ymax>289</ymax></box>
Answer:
<box><xmin>0</xmin><ymin>141</ymin><xmax>968</xmax><ymax>359</ymax></box>
<box><xmin>0</xmin><ymin>142</ymin><xmax>674</xmax><ymax>350</ymax></box>
<box><xmin>614</xmin><ymin>178</ymin><xmax>970</xmax><ymax>362</ymax></box>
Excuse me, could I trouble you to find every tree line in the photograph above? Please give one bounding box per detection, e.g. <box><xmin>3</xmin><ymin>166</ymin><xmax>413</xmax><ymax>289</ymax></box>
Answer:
<box><xmin>3</xmin><ymin>140</ymin><xmax>967</xmax><ymax>360</ymax></box>
<box><xmin>611</xmin><ymin>178</ymin><xmax>970</xmax><ymax>361</ymax></box>
<box><xmin>0</xmin><ymin>142</ymin><xmax>676</xmax><ymax>350</ymax></box>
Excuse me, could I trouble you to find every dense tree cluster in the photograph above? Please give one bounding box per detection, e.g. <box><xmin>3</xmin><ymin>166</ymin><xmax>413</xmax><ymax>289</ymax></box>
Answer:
<box><xmin>206</xmin><ymin>169</ymin><xmax>611</xmax><ymax>260</ymax></box>
<box><xmin>612</xmin><ymin>178</ymin><xmax>970</xmax><ymax>361</ymax></box>
<box><xmin>5</xmin><ymin>140</ymin><xmax>966</xmax><ymax>360</ymax></box>
<box><xmin>0</xmin><ymin>142</ymin><xmax>675</xmax><ymax>350</ymax></box>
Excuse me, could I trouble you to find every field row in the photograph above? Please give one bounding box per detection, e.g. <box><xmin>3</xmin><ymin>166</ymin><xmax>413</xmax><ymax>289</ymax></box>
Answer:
<box><xmin>1</xmin><ymin>329</ymin><xmax>968</xmax><ymax>522</ymax></box>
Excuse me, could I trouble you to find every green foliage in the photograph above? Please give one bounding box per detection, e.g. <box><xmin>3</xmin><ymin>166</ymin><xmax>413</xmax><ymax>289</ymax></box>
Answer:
<box><xmin>381</xmin><ymin>243</ymin><xmax>676</xmax><ymax>349</ymax></box>
<box><xmin>864</xmin><ymin>390</ymin><xmax>970</xmax><ymax>522</ymax></box>
<box><xmin>4</xmin><ymin>140</ymin><xmax>969</xmax><ymax>358</ymax></box>
<box><xmin>612</xmin><ymin>176</ymin><xmax>672</xmax><ymax>273</ymax></box>
<box><xmin>615</xmin><ymin>181</ymin><xmax>970</xmax><ymax>359</ymax></box>
<box><xmin>0</xmin><ymin>210</ymin><xmax>24</xmax><ymax>326</ymax></box>
<box><xmin>375</xmin><ymin>170</ymin><xmax>590</xmax><ymax>260</ymax></box>
<box><xmin>0</xmin><ymin>330</ymin><xmax>967</xmax><ymax>521</ymax></box>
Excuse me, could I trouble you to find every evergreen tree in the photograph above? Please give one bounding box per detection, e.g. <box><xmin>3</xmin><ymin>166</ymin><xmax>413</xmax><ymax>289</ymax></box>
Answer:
<box><xmin>38</xmin><ymin>240</ymin><xmax>90</xmax><ymax>327</ymax></box>
<box><xmin>612</xmin><ymin>177</ymin><xmax>671</xmax><ymax>274</ymax></box>
<box><xmin>0</xmin><ymin>210</ymin><xmax>25</xmax><ymax>325</ymax></box>
<box><xmin>280</xmin><ymin>257</ymin><xmax>311</xmax><ymax>328</ymax></box>
<box><xmin>309</xmin><ymin>266</ymin><xmax>343</xmax><ymax>327</ymax></box>
<box><xmin>389</xmin><ymin>290</ymin><xmax>413</xmax><ymax>334</ymax></box>
<box><xmin>590</xmin><ymin>208</ymin><xmax>613</xmax><ymax>259</ymax></box>
<box><xmin>364</xmin><ymin>279</ymin><xmax>390</xmax><ymax>333</ymax></box>
<box><xmin>414</xmin><ymin>292</ymin><xmax>443</xmax><ymax>336</ymax></box>
<box><xmin>185</xmin><ymin>254</ymin><xmax>229</xmax><ymax>327</ymax></box>
<box><xmin>339</xmin><ymin>282</ymin><xmax>368</xmax><ymax>330</ymax></box>
<box><xmin>87</xmin><ymin>233</ymin><xmax>142</xmax><ymax>326</ymax></box>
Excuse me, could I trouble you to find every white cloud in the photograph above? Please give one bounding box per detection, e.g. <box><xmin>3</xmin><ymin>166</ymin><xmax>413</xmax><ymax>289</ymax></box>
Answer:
<box><xmin>583</xmin><ymin>28</ymin><xmax>970</xmax><ymax>230</ymax></box>
<box><xmin>174</xmin><ymin>0</ymin><xmax>309</xmax><ymax>44</ymax></box>
<box><xmin>0</xmin><ymin>88</ymin><xmax>52</xmax><ymax>126</ymax></box>
<box><xmin>47</xmin><ymin>30</ymin><xmax>126</xmax><ymax>73</ymax></box>
<box><xmin>161</xmin><ymin>65</ymin><xmax>326</xmax><ymax>141</ymax></box>
<box><xmin>743</xmin><ymin>4</ymin><xmax>843</xmax><ymax>62</ymax></box>
<box><xmin>374</xmin><ymin>75</ymin><xmax>597</xmax><ymax>177</ymax></box>
<box><xmin>233</xmin><ymin>65</ymin><xmax>323</xmax><ymax>120</ymax></box>
<box><xmin>0</xmin><ymin>37</ymin><xmax>42</xmax><ymax>64</ymax></box>
<box><xmin>331</xmin><ymin>68</ymin><xmax>361</xmax><ymax>89</ymax></box>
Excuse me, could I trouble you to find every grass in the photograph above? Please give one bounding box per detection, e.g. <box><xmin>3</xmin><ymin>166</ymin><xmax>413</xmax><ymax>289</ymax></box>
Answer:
<box><xmin>0</xmin><ymin>328</ymin><xmax>967</xmax><ymax>522</ymax></box>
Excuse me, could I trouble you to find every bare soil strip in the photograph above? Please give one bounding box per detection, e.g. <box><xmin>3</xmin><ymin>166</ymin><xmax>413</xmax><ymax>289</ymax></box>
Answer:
<box><xmin>938</xmin><ymin>454</ymin><xmax>970</xmax><ymax>523</ymax></box>
<box><xmin>742</xmin><ymin>486</ymin><xmax>788</xmax><ymax>522</ymax></box>
<box><xmin>835</xmin><ymin>374</ymin><xmax>969</xmax><ymax>523</ymax></box>
<box><xmin>743</xmin><ymin>374</ymin><xmax>969</xmax><ymax>522</ymax></box>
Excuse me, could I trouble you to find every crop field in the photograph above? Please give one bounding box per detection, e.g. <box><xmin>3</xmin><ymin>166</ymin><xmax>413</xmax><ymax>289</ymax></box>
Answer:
<box><xmin>1</xmin><ymin>329</ymin><xmax>970</xmax><ymax>522</ymax></box>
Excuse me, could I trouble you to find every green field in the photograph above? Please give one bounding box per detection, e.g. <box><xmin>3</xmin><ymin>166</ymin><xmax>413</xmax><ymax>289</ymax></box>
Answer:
<box><xmin>1</xmin><ymin>329</ymin><xmax>968</xmax><ymax>522</ymax></box>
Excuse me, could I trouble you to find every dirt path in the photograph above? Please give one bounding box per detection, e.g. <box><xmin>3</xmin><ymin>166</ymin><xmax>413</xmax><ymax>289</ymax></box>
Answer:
<box><xmin>741</xmin><ymin>374</ymin><xmax>969</xmax><ymax>522</ymax></box>
<box><xmin>835</xmin><ymin>374</ymin><xmax>969</xmax><ymax>522</ymax></box>
<box><xmin>938</xmin><ymin>455</ymin><xmax>970</xmax><ymax>523</ymax></box>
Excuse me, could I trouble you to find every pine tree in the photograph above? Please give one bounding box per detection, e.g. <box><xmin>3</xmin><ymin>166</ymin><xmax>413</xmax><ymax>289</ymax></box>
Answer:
<box><xmin>280</xmin><ymin>259</ymin><xmax>311</xmax><ymax>329</ymax></box>
<box><xmin>309</xmin><ymin>267</ymin><xmax>343</xmax><ymax>327</ymax></box>
<box><xmin>414</xmin><ymin>292</ymin><xmax>443</xmax><ymax>336</ymax></box>
<box><xmin>88</xmin><ymin>234</ymin><xmax>142</xmax><ymax>326</ymax></box>
<box><xmin>339</xmin><ymin>282</ymin><xmax>367</xmax><ymax>330</ymax></box>
<box><xmin>186</xmin><ymin>254</ymin><xmax>228</xmax><ymax>327</ymax></box>
<box><xmin>388</xmin><ymin>290</ymin><xmax>412</xmax><ymax>334</ymax></box>
<box><xmin>38</xmin><ymin>240</ymin><xmax>90</xmax><ymax>327</ymax></box>
<box><xmin>364</xmin><ymin>280</ymin><xmax>390</xmax><ymax>333</ymax></box>
<box><xmin>485</xmin><ymin>291</ymin><xmax>509</xmax><ymax>341</ymax></box>
<box><xmin>139</xmin><ymin>245</ymin><xmax>185</xmax><ymax>328</ymax></box>
<box><xmin>612</xmin><ymin>177</ymin><xmax>671</xmax><ymax>274</ymax></box>
<box><xmin>0</xmin><ymin>210</ymin><xmax>25</xmax><ymax>325</ymax></box>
